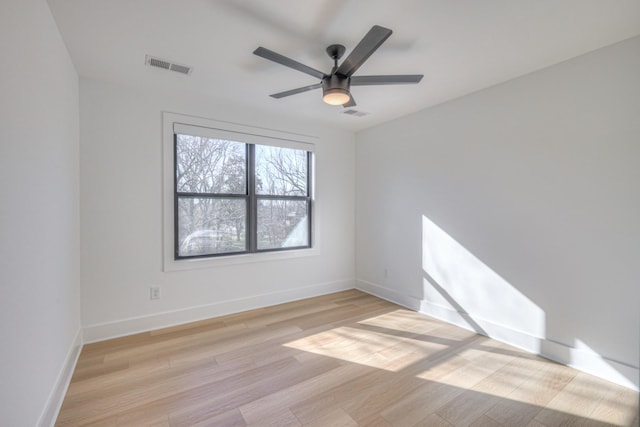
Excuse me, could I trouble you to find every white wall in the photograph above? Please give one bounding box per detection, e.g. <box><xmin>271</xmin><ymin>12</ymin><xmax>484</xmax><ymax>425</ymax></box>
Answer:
<box><xmin>356</xmin><ymin>36</ymin><xmax>640</xmax><ymax>389</ymax></box>
<box><xmin>0</xmin><ymin>1</ymin><xmax>81</xmax><ymax>425</ymax></box>
<box><xmin>79</xmin><ymin>78</ymin><xmax>356</xmax><ymax>341</ymax></box>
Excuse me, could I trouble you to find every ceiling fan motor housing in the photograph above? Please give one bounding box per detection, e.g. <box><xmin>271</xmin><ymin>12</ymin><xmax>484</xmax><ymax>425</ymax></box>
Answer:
<box><xmin>322</xmin><ymin>74</ymin><xmax>350</xmax><ymax>93</ymax></box>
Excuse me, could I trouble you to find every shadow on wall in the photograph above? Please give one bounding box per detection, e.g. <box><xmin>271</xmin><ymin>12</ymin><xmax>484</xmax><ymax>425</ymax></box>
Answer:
<box><xmin>420</xmin><ymin>214</ymin><xmax>638</xmax><ymax>391</ymax></box>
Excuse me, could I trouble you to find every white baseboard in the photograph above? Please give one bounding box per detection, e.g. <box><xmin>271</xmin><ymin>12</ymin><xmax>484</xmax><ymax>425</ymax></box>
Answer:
<box><xmin>356</xmin><ymin>279</ymin><xmax>639</xmax><ymax>391</ymax></box>
<box><xmin>38</xmin><ymin>327</ymin><xmax>83</xmax><ymax>427</ymax></box>
<box><xmin>83</xmin><ymin>279</ymin><xmax>355</xmax><ymax>343</ymax></box>
<box><xmin>356</xmin><ymin>279</ymin><xmax>423</xmax><ymax>312</ymax></box>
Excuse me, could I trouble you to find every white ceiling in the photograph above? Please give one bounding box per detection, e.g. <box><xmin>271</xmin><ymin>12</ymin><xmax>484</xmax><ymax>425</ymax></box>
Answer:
<box><xmin>48</xmin><ymin>0</ymin><xmax>640</xmax><ymax>132</ymax></box>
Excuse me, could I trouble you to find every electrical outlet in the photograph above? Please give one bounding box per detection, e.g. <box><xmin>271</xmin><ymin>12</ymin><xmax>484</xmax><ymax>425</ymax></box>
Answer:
<box><xmin>150</xmin><ymin>286</ymin><xmax>161</xmax><ymax>300</ymax></box>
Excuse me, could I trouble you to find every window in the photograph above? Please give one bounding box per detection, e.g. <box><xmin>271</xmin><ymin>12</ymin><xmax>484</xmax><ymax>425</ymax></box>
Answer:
<box><xmin>175</xmin><ymin>136</ymin><xmax>248</xmax><ymax>257</ymax></box>
<box><xmin>170</xmin><ymin>118</ymin><xmax>313</xmax><ymax>261</ymax></box>
<box><xmin>254</xmin><ymin>144</ymin><xmax>310</xmax><ymax>251</ymax></box>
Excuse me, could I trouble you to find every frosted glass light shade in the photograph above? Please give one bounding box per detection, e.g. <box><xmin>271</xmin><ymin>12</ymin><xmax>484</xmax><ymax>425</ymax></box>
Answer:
<box><xmin>322</xmin><ymin>88</ymin><xmax>350</xmax><ymax>106</ymax></box>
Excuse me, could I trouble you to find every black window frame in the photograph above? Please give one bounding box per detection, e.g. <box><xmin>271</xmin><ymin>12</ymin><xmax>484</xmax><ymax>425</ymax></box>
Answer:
<box><xmin>174</xmin><ymin>134</ymin><xmax>312</xmax><ymax>260</ymax></box>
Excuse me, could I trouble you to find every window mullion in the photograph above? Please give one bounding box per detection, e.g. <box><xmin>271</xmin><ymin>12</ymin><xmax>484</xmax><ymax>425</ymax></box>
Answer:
<box><xmin>176</xmin><ymin>192</ymin><xmax>247</xmax><ymax>198</ymax></box>
<box><xmin>307</xmin><ymin>150</ymin><xmax>313</xmax><ymax>250</ymax></box>
<box><xmin>254</xmin><ymin>194</ymin><xmax>308</xmax><ymax>201</ymax></box>
<box><xmin>174</xmin><ymin>134</ymin><xmax>179</xmax><ymax>259</ymax></box>
<box><xmin>248</xmin><ymin>144</ymin><xmax>257</xmax><ymax>253</ymax></box>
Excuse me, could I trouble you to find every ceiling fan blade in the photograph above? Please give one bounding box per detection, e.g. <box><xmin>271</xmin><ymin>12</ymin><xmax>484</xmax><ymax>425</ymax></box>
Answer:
<box><xmin>254</xmin><ymin>47</ymin><xmax>326</xmax><ymax>80</ymax></box>
<box><xmin>351</xmin><ymin>75</ymin><xmax>423</xmax><ymax>86</ymax></box>
<box><xmin>270</xmin><ymin>83</ymin><xmax>323</xmax><ymax>99</ymax></box>
<box><xmin>336</xmin><ymin>25</ymin><xmax>392</xmax><ymax>77</ymax></box>
<box><xmin>343</xmin><ymin>95</ymin><xmax>356</xmax><ymax>108</ymax></box>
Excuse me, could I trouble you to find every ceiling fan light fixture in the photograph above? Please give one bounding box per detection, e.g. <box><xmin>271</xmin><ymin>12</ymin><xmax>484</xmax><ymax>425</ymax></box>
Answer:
<box><xmin>323</xmin><ymin>88</ymin><xmax>351</xmax><ymax>106</ymax></box>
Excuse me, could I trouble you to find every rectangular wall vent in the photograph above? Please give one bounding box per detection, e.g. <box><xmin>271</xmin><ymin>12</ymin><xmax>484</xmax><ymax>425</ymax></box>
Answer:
<box><xmin>342</xmin><ymin>109</ymin><xmax>369</xmax><ymax>117</ymax></box>
<box><xmin>145</xmin><ymin>55</ymin><xmax>192</xmax><ymax>75</ymax></box>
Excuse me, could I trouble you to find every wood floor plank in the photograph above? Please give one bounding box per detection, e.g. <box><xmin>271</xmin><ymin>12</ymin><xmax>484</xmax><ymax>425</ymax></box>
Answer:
<box><xmin>240</xmin><ymin>362</ymin><xmax>371</xmax><ymax>425</ymax></box>
<box><xmin>170</xmin><ymin>356</ymin><xmax>343</xmax><ymax>426</ymax></box>
<box><xmin>55</xmin><ymin>290</ymin><xmax>639</xmax><ymax>426</ymax></box>
<box><xmin>586</xmin><ymin>378</ymin><xmax>639</xmax><ymax>426</ymax></box>
<box><xmin>470</xmin><ymin>414</ymin><xmax>506</xmax><ymax>427</ymax></box>
<box><xmin>534</xmin><ymin>371</ymin><xmax>639</xmax><ymax>427</ymax></box>
<box><xmin>189</xmin><ymin>408</ymin><xmax>247</xmax><ymax>427</ymax></box>
<box><xmin>483</xmin><ymin>357</ymin><xmax>577</xmax><ymax>426</ymax></box>
<box><xmin>301</xmin><ymin>407</ymin><xmax>359</xmax><ymax>427</ymax></box>
<box><xmin>412</xmin><ymin>413</ymin><xmax>454</xmax><ymax>427</ymax></box>
<box><xmin>290</xmin><ymin>349</ymin><xmax>428</xmax><ymax>424</ymax></box>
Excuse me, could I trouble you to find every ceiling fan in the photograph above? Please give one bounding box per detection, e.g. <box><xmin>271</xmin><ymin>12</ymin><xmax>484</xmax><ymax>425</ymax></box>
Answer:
<box><xmin>253</xmin><ymin>25</ymin><xmax>423</xmax><ymax>107</ymax></box>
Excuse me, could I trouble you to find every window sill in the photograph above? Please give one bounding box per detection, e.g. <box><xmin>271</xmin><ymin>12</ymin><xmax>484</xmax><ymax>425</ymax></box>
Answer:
<box><xmin>163</xmin><ymin>247</ymin><xmax>319</xmax><ymax>272</ymax></box>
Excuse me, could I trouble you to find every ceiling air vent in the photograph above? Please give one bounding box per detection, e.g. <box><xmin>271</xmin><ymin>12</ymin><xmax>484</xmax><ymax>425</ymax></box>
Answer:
<box><xmin>145</xmin><ymin>55</ymin><xmax>192</xmax><ymax>75</ymax></box>
<box><xmin>342</xmin><ymin>109</ymin><xmax>369</xmax><ymax>117</ymax></box>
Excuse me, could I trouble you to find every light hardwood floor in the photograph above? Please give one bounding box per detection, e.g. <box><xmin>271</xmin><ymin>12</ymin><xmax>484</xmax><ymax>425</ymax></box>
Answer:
<box><xmin>56</xmin><ymin>290</ymin><xmax>639</xmax><ymax>426</ymax></box>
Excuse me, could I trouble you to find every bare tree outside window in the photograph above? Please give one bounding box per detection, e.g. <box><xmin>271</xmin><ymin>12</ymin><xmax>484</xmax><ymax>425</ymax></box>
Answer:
<box><xmin>255</xmin><ymin>145</ymin><xmax>307</xmax><ymax>196</ymax></box>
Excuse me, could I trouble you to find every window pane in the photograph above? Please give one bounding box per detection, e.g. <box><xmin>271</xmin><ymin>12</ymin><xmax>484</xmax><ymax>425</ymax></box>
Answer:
<box><xmin>176</xmin><ymin>134</ymin><xmax>246</xmax><ymax>194</ymax></box>
<box><xmin>257</xmin><ymin>199</ymin><xmax>308</xmax><ymax>250</ymax></box>
<box><xmin>255</xmin><ymin>145</ymin><xmax>307</xmax><ymax>196</ymax></box>
<box><xmin>177</xmin><ymin>197</ymin><xmax>246</xmax><ymax>256</ymax></box>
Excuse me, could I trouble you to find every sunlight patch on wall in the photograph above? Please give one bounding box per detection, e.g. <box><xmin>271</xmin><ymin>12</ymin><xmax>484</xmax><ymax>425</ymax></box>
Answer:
<box><xmin>421</xmin><ymin>215</ymin><xmax>546</xmax><ymax>343</ymax></box>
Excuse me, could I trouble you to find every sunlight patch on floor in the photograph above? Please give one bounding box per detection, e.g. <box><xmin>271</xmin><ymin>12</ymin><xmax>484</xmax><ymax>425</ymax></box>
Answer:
<box><xmin>284</xmin><ymin>309</ymin><xmax>456</xmax><ymax>371</ymax></box>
